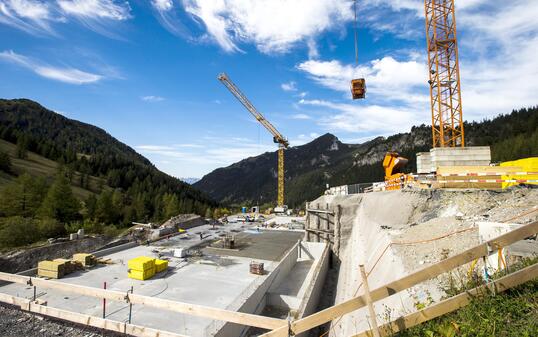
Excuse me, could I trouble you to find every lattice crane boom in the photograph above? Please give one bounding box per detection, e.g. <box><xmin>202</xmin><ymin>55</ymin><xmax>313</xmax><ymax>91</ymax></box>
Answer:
<box><xmin>218</xmin><ymin>73</ymin><xmax>288</xmax><ymax>207</ymax></box>
<box><xmin>424</xmin><ymin>0</ymin><xmax>465</xmax><ymax>147</ymax></box>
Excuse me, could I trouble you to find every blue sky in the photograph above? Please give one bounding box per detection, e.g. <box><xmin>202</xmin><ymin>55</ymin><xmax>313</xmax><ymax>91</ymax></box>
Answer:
<box><xmin>1</xmin><ymin>0</ymin><xmax>537</xmax><ymax>178</ymax></box>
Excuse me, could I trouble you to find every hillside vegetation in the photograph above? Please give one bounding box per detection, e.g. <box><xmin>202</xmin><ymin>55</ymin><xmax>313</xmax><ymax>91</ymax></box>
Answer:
<box><xmin>195</xmin><ymin>106</ymin><xmax>538</xmax><ymax>207</ymax></box>
<box><xmin>0</xmin><ymin>98</ymin><xmax>217</xmax><ymax>248</ymax></box>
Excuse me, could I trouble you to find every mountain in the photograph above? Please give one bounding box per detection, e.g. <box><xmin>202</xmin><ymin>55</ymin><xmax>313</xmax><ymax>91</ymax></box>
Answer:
<box><xmin>0</xmin><ymin>98</ymin><xmax>216</xmax><ymax>224</ymax></box>
<box><xmin>181</xmin><ymin>177</ymin><xmax>200</xmax><ymax>185</ymax></box>
<box><xmin>194</xmin><ymin>106</ymin><xmax>538</xmax><ymax>207</ymax></box>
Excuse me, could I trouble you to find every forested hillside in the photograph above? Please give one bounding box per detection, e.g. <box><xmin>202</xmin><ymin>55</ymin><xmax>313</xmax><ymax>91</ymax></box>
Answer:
<box><xmin>195</xmin><ymin>106</ymin><xmax>538</xmax><ymax>207</ymax></box>
<box><xmin>0</xmin><ymin>99</ymin><xmax>217</xmax><ymax>248</ymax></box>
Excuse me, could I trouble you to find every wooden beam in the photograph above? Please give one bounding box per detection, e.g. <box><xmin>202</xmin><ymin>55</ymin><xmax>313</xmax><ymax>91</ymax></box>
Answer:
<box><xmin>353</xmin><ymin>262</ymin><xmax>538</xmax><ymax>337</ymax></box>
<box><xmin>0</xmin><ymin>273</ymin><xmax>286</xmax><ymax>330</ymax></box>
<box><xmin>305</xmin><ymin>228</ymin><xmax>334</xmax><ymax>235</ymax></box>
<box><xmin>306</xmin><ymin>209</ymin><xmax>335</xmax><ymax>215</ymax></box>
<box><xmin>260</xmin><ymin>220</ymin><xmax>538</xmax><ymax>336</ymax></box>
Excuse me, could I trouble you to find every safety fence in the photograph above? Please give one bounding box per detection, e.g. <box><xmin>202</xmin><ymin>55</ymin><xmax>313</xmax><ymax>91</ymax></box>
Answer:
<box><xmin>0</xmin><ymin>220</ymin><xmax>536</xmax><ymax>337</ymax></box>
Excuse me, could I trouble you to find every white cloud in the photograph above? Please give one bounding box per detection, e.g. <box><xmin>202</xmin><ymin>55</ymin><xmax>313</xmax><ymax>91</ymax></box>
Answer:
<box><xmin>281</xmin><ymin>81</ymin><xmax>297</xmax><ymax>92</ymax></box>
<box><xmin>289</xmin><ymin>132</ymin><xmax>320</xmax><ymax>146</ymax></box>
<box><xmin>136</xmin><ymin>137</ymin><xmax>276</xmax><ymax>176</ymax></box>
<box><xmin>151</xmin><ymin>0</ymin><xmax>173</xmax><ymax>12</ymax></box>
<box><xmin>290</xmin><ymin>113</ymin><xmax>310</xmax><ymax>120</ymax></box>
<box><xmin>141</xmin><ymin>95</ymin><xmax>165</xmax><ymax>102</ymax></box>
<box><xmin>299</xmin><ymin>99</ymin><xmax>424</xmax><ymax>136</ymax></box>
<box><xmin>0</xmin><ymin>50</ymin><xmax>103</xmax><ymax>84</ymax></box>
<box><xmin>297</xmin><ymin>56</ymin><xmax>428</xmax><ymax>105</ymax></box>
<box><xmin>182</xmin><ymin>0</ymin><xmax>353</xmax><ymax>53</ymax></box>
<box><xmin>57</xmin><ymin>0</ymin><xmax>131</xmax><ymax>21</ymax></box>
<box><xmin>0</xmin><ymin>0</ymin><xmax>54</xmax><ymax>34</ymax></box>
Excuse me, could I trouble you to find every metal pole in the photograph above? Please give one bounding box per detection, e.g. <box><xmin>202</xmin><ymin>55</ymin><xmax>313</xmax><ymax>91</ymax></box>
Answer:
<box><xmin>102</xmin><ymin>281</ymin><xmax>106</xmax><ymax>318</ymax></box>
<box><xmin>360</xmin><ymin>265</ymin><xmax>381</xmax><ymax>337</ymax></box>
<box><xmin>33</xmin><ymin>285</ymin><xmax>36</xmax><ymax>301</ymax></box>
<box><xmin>128</xmin><ymin>286</ymin><xmax>133</xmax><ymax>324</ymax></box>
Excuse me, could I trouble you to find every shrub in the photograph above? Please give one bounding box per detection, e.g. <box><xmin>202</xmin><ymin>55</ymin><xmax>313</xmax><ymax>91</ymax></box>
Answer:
<box><xmin>0</xmin><ymin>217</ymin><xmax>40</xmax><ymax>247</ymax></box>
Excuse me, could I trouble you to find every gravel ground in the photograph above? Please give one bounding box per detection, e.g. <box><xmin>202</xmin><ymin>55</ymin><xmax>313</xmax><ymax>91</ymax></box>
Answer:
<box><xmin>0</xmin><ymin>303</ymin><xmax>123</xmax><ymax>337</ymax></box>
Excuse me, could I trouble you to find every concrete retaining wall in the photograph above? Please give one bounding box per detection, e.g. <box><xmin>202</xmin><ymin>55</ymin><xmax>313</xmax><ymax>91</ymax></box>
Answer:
<box><xmin>211</xmin><ymin>240</ymin><xmax>300</xmax><ymax>337</ymax></box>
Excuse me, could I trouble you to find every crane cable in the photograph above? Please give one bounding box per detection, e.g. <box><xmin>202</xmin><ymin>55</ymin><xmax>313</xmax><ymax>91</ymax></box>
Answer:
<box><xmin>353</xmin><ymin>0</ymin><xmax>359</xmax><ymax>66</ymax></box>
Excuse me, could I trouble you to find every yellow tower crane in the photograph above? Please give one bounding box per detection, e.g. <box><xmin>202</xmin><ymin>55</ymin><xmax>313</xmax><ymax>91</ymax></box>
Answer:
<box><xmin>425</xmin><ymin>0</ymin><xmax>465</xmax><ymax>147</ymax></box>
<box><xmin>218</xmin><ymin>73</ymin><xmax>289</xmax><ymax>207</ymax></box>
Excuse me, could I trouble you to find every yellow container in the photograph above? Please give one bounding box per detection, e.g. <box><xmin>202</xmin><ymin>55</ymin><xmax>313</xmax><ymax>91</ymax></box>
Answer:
<box><xmin>155</xmin><ymin>259</ymin><xmax>168</xmax><ymax>273</ymax></box>
<box><xmin>501</xmin><ymin>157</ymin><xmax>538</xmax><ymax>189</ymax></box>
<box><xmin>128</xmin><ymin>256</ymin><xmax>155</xmax><ymax>271</ymax></box>
<box><xmin>128</xmin><ymin>268</ymin><xmax>155</xmax><ymax>280</ymax></box>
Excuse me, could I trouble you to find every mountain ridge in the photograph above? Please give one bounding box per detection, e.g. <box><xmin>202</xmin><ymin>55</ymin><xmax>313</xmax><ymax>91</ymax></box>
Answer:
<box><xmin>194</xmin><ymin>106</ymin><xmax>538</xmax><ymax>207</ymax></box>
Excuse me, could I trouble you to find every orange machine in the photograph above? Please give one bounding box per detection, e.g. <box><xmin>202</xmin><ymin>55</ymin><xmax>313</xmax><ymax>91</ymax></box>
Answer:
<box><xmin>383</xmin><ymin>152</ymin><xmax>409</xmax><ymax>190</ymax></box>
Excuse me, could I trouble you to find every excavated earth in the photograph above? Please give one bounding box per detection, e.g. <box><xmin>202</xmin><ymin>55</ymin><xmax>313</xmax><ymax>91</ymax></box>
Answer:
<box><xmin>0</xmin><ymin>303</ymin><xmax>123</xmax><ymax>337</ymax></box>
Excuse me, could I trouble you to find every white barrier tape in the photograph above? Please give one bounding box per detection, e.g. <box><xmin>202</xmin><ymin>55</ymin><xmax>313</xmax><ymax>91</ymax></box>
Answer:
<box><xmin>437</xmin><ymin>172</ymin><xmax>538</xmax><ymax>177</ymax></box>
<box><xmin>438</xmin><ymin>179</ymin><xmax>538</xmax><ymax>184</ymax></box>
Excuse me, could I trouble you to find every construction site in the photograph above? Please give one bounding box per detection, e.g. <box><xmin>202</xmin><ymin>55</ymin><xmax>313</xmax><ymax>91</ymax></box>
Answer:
<box><xmin>0</xmin><ymin>1</ymin><xmax>537</xmax><ymax>337</ymax></box>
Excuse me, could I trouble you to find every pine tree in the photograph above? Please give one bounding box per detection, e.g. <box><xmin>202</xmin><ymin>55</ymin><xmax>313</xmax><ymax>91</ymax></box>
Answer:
<box><xmin>16</xmin><ymin>136</ymin><xmax>28</xmax><ymax>159</ymax></box>
<box><xmin>0</xmin><ymin>174</ymin><xmax>47</xmax><ymax>217</ymax></box>
<box><xmin>0</xmin><ymin>151</ymin><xmax>11</xmax><ymax>173</ymax></box>
<box><xmin>39</xmin><ymin>173</ymin><xmax>81</xmax><ymax>223</ymax></box>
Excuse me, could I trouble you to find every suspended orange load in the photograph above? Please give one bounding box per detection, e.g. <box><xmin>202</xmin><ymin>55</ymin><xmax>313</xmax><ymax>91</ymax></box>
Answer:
<box><xmin>351</xmin><ymin>78</ymin><xmax>366</xmax><ymax>99</ymax></box>
<box><xmin>350</xmin><ymin>1</ymin><xmax>365</xmax><ymax>100</ymax></box>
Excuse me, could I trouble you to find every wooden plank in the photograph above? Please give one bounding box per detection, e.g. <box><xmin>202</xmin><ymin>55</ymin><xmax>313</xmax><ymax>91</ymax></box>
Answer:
<box><xmin>305</xmin><ymin>228</ymin><xmax>334</xmax><ymax>235</ymax></box>
<box><xmin>360</xmin><ymin>265</ymin><xmax>380</xmax><ymax>337</ymax></box>
<box><xmin>127</xmin><ymin>294</ymin><xmax>285</xmax><ymax>330</ymax></box>
<box><xmin>0</xmin><ymin>273</ymin><xmax>286</xmax><ymax>330</ymax></box>
<box><xmin>260</xmin><ymin>220</ymin><xmax>538</xmax><ymax>336</ymax></box>
<box><xmin>353</xmin><ymin>262</ymin><xmax>538</xmax><ymax>337</ymax></box>
<box><xmin>306</xmin><ymin>208</ymin><xmax>335</xmax><ymax>215</ymax></box>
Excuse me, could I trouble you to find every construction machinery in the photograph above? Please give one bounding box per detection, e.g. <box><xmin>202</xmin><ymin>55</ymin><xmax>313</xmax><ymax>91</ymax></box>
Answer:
<box><xmin>383</xmin><ymin>152</ymin><xmax>410</xmax><ymax>190</ymax></box>
<box><xmin>218</xmin><ymin>73</ymin><xmax>289</xmax><ymax>207</ymax></box>
<box><xmin>425</xmin><ymin>0</ymin><xmax>464</xmax><ymax>148</ymax></box>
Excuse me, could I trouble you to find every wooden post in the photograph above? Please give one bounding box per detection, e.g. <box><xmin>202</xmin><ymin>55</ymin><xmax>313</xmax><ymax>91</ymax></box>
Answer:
<box><xmin>359</xmin><ymin>265</ymin><xmax>380</xmax><ymax>337</ymax></box>
<box><xmin>325</xmin><ymin>203</ymin><xmax>330</xmax><ymax>244</ymax></box>
<box><xmin>102</xmin><ymin>282</ymin><xmax>106</xmax><ymax>319</ymax></box>
<box><xmin>316</xmin><ymin>203</ymin><xmax>321</xmax><ymax>242</ymax></box>
<box><xmin>305</xmin><ymin>202</ymin><xmax>311</xmax><ymax>242</ymax></box>
<box><xmin>334</xmin><ymin>205</ymin><xmax>341</xmax><ymax>257</ymax></box>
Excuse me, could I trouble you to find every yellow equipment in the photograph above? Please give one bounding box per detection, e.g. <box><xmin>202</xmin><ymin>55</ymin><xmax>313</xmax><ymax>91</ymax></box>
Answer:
<box><xmin>218</xmin><ymin>73</ymin><xmax>289</xmax><ymax>207</ymax></box>
<box><xmin>383</xmin><ymin>152</ymin><xmax>409</xmax><ymax>190</ymax></box>
<box><xmin>128</xmin><ymin>256</ymin><xmax>156</xmax><ymax>280</ymax></box>
<box><xmin>155</xmin><ymin>259</ymin><xmax>169</xmax><ymax>273</ymax></box>
<box><xmin>425</xmin><ymin>0</ymin><xmax>465</xmax><ymax>148</ymax></box>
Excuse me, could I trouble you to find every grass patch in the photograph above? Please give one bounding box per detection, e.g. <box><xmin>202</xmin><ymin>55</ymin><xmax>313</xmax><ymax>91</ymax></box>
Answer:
<box><xmin>397</xmin><ymin>258</ymin><xmax>538</xmax><ymax>337</ymax></box>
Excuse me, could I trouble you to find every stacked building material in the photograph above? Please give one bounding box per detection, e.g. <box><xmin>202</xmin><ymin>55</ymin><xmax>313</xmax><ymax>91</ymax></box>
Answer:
<box><xmin>38</xmin><ymin>260</ymin><xmax>66</xmax><ymax>279</ymax></box>
<box><xmin>249</xmin><ymin>261</ymin><xmax>264</xmax><ymax>275</ymax></box>
<box><xmin>73</xmin><ymin>253</ymin><xmax>96</xmax><ymax>267</ymax></box>
<box><xmin>154</xmin><ymin>259</ymin><xmax>169</xmax><ymax>273</ymax></box>
<box><xmin>53</xmin><ymin>258</ymin><xmax>76</xmax><ymax>274</ymax></box>
<box><xmin>128</xmin><ymin>256</ymin><xmax>156</xmax><ymax>280</ymax></box>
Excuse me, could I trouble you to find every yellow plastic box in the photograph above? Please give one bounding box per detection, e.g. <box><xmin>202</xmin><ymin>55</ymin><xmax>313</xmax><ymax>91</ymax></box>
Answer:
<box><xmin>128</xmin><ymin>256</ymin><xmax>156</xmax><ymax>271</ymax></box>
<box><xmin>155</xmin><ymin>259</ymin><xmax>168</xmax><ymax>273</ymax></box>
<box><xmin>128</xmin><ymin>268</ymin><xmax>155</xmax><ymax>280</ymax></box>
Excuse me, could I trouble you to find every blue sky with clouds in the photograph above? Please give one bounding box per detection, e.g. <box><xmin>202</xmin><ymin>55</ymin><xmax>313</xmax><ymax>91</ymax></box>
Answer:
<box><xmin>1</xmin><ymin>0</ymin><xmax>537</xmax><ymax>178</ymax></box>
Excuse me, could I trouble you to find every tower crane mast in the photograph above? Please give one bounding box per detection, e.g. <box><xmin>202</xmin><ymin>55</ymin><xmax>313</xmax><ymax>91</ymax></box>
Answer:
<box><xmin>218</xmin><ymin>73</ymin><xmax>289</xmax><ymax>207</ymax></box>
<box><xmin>425</xmin><ymin>0</ymin><xmax>465</xmax><ymax>147</ymax></box>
